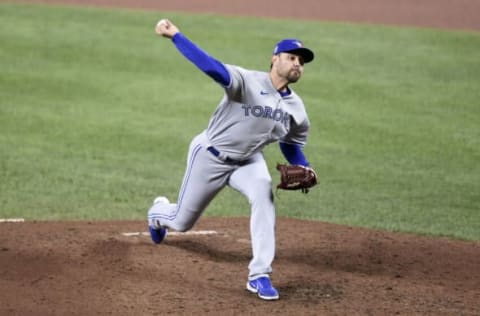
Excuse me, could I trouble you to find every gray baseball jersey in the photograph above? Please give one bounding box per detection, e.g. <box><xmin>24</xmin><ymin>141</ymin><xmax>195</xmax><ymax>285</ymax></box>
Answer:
<box><xmin>206</xmin><ymin>64</ymin><xmax>310</xmax><ymax>160</ymax></box>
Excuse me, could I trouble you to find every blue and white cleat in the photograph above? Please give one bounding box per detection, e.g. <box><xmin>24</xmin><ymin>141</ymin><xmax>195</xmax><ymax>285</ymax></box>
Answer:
<box><xmin>246</xmin><ymin>276</ymin><xmax>279</xmax><ymax>300</ymax></box>
<box><xmin>148</xmin><ymin>225</ymin><xmax>167</xmax><ymax>244</ymax></box>
<box><xmin>147</xmin><ymin>196</ymin><xmax>170</xmax><ymax>244</ymax></box>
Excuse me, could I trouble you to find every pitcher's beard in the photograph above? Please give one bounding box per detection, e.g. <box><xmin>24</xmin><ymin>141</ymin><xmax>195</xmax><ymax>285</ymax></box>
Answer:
<box><xmin>286</xmin><ymin>70</ymin><xmax>301</xmax><ymax>83</ymax></box>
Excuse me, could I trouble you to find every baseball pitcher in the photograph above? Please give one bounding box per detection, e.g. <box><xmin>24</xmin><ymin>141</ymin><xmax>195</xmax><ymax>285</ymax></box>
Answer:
<box><xmin>147</xmin><ymin>18</ymin><xmax>317</xmax><ymax>300</ymax></box>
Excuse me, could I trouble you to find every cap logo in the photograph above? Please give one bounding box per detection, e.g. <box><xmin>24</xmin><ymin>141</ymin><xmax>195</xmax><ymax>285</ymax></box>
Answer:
<box><xmin>293</xmin><ymin>40</ymin><xmax>303</xmax><ymax>47</ymax></box>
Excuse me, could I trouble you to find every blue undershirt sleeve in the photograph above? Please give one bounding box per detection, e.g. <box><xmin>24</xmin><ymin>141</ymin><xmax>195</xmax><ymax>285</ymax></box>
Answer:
<box><xmin>171</xmin><ymin>33</ymin><xmax>230</xmax><ymax>86</ymax></box>
<box><xmin>279</xmin><ymin>142</ymin><xmax>309</xmax><ymax>167</ymax></box>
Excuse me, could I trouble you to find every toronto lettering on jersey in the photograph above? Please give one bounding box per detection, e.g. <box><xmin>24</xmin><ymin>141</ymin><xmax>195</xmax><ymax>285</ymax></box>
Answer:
<box><xmin>241</xmin><ymin>105</ymin><xmax>290</xmax><ymax>126</ymax></box>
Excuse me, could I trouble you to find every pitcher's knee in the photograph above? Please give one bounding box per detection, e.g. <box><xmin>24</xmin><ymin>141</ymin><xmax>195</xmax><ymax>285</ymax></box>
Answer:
<box><xmin>248</xmin><ymin>178</ymin><xmax>273</xmax><ymax>201</ymax></box>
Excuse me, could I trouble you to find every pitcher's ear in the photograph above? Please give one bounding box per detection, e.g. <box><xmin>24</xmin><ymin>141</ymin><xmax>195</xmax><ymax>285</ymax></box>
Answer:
<box><xmin>271</xmin><ymin>54</ymin><xmax>279</xmax><ymax>69</ymax></box>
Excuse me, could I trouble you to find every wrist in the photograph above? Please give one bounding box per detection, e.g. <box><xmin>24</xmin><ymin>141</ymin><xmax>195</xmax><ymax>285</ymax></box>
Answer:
<box><xmin>171</xmin><ymin>32</ymin><xmax>182</xmax><ymax>41</ymax></box>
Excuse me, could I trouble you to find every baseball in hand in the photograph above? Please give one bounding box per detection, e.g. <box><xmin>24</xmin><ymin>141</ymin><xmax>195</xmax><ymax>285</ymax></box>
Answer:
<box><xmin>156</xmin><ymin>19</ymin><xmax>167</xmax><ymax>28</ymax></box>
<box><xmin>155</xmin><ymin>18</ymin><xmax>178</xmax><ymax>38</ymax></box>
<box><xmin>155</xmin><ymin>19</ymin><xmax>169</xmax><ymax>35</ymax></box>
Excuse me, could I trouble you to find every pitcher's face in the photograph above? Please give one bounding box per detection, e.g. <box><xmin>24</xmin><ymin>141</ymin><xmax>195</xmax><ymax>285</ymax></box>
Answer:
<box><xmin>272</xmin><ymin>52</ymin><xmax>305</xmax><ymax>83</ymax></box>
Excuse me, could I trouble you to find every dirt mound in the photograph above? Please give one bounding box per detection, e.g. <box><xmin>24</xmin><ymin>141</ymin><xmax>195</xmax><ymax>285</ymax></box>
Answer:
<box><xmin>1</xmin><ymin>219</ymin><xmax>479</xmax><ymax>315</ymax></box>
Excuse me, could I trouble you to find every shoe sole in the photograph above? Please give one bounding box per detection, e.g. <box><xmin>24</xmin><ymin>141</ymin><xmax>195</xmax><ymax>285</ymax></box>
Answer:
<box><xmin>246</xmin><ymin>282</ymin><xmax>279</xmax><ymax>300</ymax></box>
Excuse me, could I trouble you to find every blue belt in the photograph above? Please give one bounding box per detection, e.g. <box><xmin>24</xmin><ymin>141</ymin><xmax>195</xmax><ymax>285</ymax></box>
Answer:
<box><xmin>207</xmin><ymin>146</ymin><xmax>245</xmax><ymax>165</ymax></box>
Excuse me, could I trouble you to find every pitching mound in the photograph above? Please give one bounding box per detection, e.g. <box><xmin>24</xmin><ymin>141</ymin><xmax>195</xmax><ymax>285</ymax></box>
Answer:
<box><xmin>1</xmin><ymin>218</ymin><xmax>478</xmax><ymax>315</ymax></box>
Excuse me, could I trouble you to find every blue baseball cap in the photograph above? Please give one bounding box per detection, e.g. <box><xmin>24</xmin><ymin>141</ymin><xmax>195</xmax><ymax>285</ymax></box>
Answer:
<box><xmin>273</xmin><ymin>39</ymin><xmax>314</xmax><ymax>63</ymax></box>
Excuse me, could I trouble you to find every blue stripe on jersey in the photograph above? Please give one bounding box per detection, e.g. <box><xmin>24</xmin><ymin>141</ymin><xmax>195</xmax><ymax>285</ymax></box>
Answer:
<box><xmin>174</xmin><ymin>144</ymin><xmax>204</xmax><ymax>219</ymax></box>
<box><xmin>150</xmin><ymin>144</ymin><xmax>203</xmax><ymax>221</ymax></box>
<box><xmin>279</xmin><ymin>142</ymin><xmax>309</xmax><ymax>166</ymax></box>
<box><xmin>172</xmin><ymin>33</ymin><xmax>231</xmax><ymax>86</ymax></box>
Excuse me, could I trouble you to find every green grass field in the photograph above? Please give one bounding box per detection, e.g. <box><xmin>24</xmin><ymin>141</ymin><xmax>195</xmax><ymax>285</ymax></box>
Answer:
<box><xmin>1</xmin><ymin>3</ymin><xmax>479</xmax><ymax>240</ymax></box>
